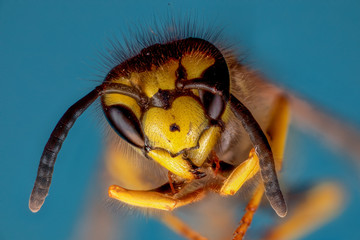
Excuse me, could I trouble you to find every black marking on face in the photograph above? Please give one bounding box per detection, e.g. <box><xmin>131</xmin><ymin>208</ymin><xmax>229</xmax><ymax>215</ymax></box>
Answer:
<box><xmin>105</xmin><ymin>38</ymin><xmax>223</xmax><ymax>81</ymax></box>
<box><xmin>170</xmin><ymin>123</ymin><xmax>180</xmax><ymax>132</ymax></box>
<box><xmin>150</xmin><ymin>89</ymin><xmax>173</xmax><ymax>109</ymax></box>
<box><xmin>175</xmin><ymin>59</ymin><xmax>187</xmax><ymax>80</ymax></box>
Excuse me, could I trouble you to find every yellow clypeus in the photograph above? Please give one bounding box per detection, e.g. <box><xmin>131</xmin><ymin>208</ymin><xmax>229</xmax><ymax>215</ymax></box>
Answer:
<box><xmin>142</xmin><ymin>96</ymin><xmax>208</xmax><ymax>155</ymax></box>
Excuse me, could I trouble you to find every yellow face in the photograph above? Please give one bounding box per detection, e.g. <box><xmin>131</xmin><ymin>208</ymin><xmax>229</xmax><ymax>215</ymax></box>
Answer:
<box><xmin>102</xmin><ymin>38</ymin><xmax>230</xmax><ymax>179</ymax></box>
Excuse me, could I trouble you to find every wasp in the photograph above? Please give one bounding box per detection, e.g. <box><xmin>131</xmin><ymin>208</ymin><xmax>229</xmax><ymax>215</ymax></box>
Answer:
<box><xmin>29</xmin><ymin>20</ymin><xmax>354</xmax><ymax>240</ymax></box>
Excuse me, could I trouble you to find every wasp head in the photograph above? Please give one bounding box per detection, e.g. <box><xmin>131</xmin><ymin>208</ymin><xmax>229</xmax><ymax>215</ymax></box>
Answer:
<box><xmin>102</xmin><ymin>38</ymin><xmax>230</xmax><ymax>179</ymax></box>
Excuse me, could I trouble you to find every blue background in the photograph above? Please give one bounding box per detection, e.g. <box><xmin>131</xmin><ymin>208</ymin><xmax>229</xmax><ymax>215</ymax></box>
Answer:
<box><xmin>1</xmin><ymin>0</ymin><xmax>360</xmax><ymax>239</ymax></box>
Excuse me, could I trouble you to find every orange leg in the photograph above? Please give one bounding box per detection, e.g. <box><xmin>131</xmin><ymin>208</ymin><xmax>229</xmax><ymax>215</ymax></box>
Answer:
<box><xmin>233</xmin><ymin>186</ymin><xmax>265</xmax><ymax>240</ymax></box>
<box><xmin>168</xmin><ymin>172</ymin><xmax>176</xmax><ymax>194</ymax></box>
<box><xmin>108</xmin><ymin>184</ymin><xmax>205</xmax><ymax>211</ymax></box>
<box><xmin>161</xmin><ymin>213</ymin><xmax>208</xmax><ymax>240</ymax></box>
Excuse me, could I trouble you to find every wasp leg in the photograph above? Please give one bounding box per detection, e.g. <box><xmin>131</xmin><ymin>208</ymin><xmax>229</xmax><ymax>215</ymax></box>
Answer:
<box><xmin>160</xmin><ymin>212</ymin><xmax>208</xmax><ymax>240</ymax></box>
<box><xmin>108</xmin><ymin>183</ymin><xmax>205</xmax><ymax>211</ymax></box>
<box><xmin>263</xmin><ymin>182</ymin><xmax>345</xmax><ymax>240</ymax></box>
<box><xmin>220</xmin><ymin>148</ymin><xmax>260</xmax><ymax>195</ymax></box>
<box><xmin>233</xmin><ymin>185</ymin><xmax>265</xmax><ymax>240</ymax></box>
<box><xmin>108</xmin><ymin>183</ymin><xmax>207</xmax><ymax>239</ymax></box>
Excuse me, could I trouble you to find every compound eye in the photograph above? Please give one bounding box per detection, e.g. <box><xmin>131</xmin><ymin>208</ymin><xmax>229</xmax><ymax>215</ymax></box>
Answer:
<box><xmin>104</xmin><ymin>105</ymin><xmax>145</xmax><ymax>148</ymax></box>
<box><xmin>199</xmin><ymin>90</ymin><xmax>225</xmax><ymax>120</ymax></box>
<box><xmin>197</xmin><ymin>61</ymin><xmax>228</xmax><ymax>120</ymax></box>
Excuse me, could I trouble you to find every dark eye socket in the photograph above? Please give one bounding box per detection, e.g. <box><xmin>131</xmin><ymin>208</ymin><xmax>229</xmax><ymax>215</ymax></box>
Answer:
<box><xmin>199</xmin><ymin>90</ymin><xmax>225</xmax><ymax>120</ymax></box>
<box><xmin>104</xmin><ymin>105</ymin><xmax>145</xmax><ymax>148</ymax></box>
